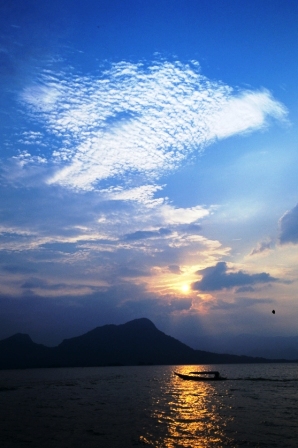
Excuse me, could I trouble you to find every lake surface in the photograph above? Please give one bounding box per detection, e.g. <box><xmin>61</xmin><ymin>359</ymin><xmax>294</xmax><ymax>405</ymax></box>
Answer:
<box><xmin>0</xmin><ymin>364</ymin><xmax>297</xmax><ymax>447</ymax></box>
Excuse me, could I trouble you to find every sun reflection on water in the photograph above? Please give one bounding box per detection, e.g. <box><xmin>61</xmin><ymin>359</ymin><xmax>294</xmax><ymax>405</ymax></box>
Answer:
<box><xmin>140</xmin><ymin>366</ymin><xmax>234</xmax><ymax>447</ymax></box>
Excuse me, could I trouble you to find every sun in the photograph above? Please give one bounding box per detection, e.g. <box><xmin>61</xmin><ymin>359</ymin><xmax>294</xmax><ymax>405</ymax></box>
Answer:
<box><xmin>181</xmin><ymin>284</ymin><xmax>190</xmax><ymax>294</ymax></box>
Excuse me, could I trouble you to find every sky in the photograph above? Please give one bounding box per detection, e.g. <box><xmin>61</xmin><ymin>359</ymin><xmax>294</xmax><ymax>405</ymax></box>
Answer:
<box><xmin>1</xmin><ymin>0</ymin><xmax>298</xmax><ymax>356</ymax></box>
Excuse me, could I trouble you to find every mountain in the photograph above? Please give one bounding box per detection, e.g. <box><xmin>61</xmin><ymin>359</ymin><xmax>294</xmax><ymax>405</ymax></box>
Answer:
<box><xmin>0</xmin><ymin>318</ymin><xmax>294</xmax><ymax>370</ymax></box>
<box><xmin>0</xmin><ymin>333</ymin><xmax>53</xmax><ymax>369</ymax></box>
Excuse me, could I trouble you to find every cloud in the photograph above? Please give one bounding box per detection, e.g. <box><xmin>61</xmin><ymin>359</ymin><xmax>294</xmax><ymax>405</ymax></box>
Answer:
<box><xmin>236</xmin><ymin>286</ymin><xmax>255</xmax><ymax>293</ymax></box>
<box><xmin>103</xmin><ymin>184</ymin><xmax>164</xmax><ymax>206</ymax></box>
<box><xmin>156</xmin><ymin>203</ymin><xmax>209</xmax><ymax>225</ymax></box>
<box><xmin>40</xmin><ymin>242</ymin><xmax>78</xmax><ymax>253</ymax></box>
<box><xmin>168</xmin><ymin>265</ymin><xmax>182</xmax><ymax>274</ymax></box>
<box><xmin>20</xmin><ymin>277</ymin><xmax>95</xmax><ymax>293</ymax></box>
<box><xmin>18</xmin><ymin>131</ymin><xmax>45</xmax><ymax>146</ymax></box>
<box><xmin>209</xmin><ymin>296</ymin><xmax>274</xmax><ymax>311</ymax></box>
<box><xmin>279</xmin><ymin>203</ymin><xmax>298</xmax><ymax>244</ymax></box>
<box><xmin>18</xmin><ymin>59</ymin><xmax>287</xmax><ymax>195</ymax></box>
<box><xmin>210</xmin><ymin>90</ymin><xmax>286</xmax><ymax>139</ymax></box>
<box><xmin>124</xmin><ymin>228</ymin><xmax>172</xmax><ymax>241</ymax></box>
<box><xmin>21</xmin><ymin>278</ymin><xmax>51</xmax><ymax>289</ymax></box>
<box><xmin>250</xmin><ymin>239</ymin><xmax>273</xmax><ymax>256</ymax></box>
<box><xmin>192</xmin><ymin>261</ymin><xmax>278</xmax><ymax>291</ymax></box>
<box><xmin>0</xmin><ymin>179</ymin><xmax>219</xmax><ymax>277</ymax></box>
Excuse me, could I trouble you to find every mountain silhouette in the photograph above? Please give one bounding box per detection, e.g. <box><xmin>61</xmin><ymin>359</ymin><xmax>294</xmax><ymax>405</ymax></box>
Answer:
<box><xmin>0</xmin><ymin>318</ymin><xmax>292</xmax><ymax>370</ymax></box>
<box><xmin>0</xmin><ymin>333</ymin><xmax>53</xmax><ymax>369</ymax></box>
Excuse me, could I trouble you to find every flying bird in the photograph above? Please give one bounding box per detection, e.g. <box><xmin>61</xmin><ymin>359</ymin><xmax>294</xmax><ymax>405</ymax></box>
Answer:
<box><xmin>272</xmin><ymin>310</ymin><xmax>275</xmax><ymax>314</ymax></box>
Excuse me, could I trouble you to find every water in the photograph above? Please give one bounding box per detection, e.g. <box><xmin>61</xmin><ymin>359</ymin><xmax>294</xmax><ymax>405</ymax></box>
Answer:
<box><xmin>0</xmin><ymin>364</ymin><xmax>297</xmax><ymax>447</ymax></box>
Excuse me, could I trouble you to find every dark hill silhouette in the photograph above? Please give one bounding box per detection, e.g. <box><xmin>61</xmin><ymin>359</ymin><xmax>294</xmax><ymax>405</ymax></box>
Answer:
<box><xmin>0</xmin><ymin>318</ymin><xmax>293</xmax><ymax>370</ymax></box>
<box><xmin>0</xmin><ymin>333</ymin><xmax>53</xmax><ymax>369</ymax></box>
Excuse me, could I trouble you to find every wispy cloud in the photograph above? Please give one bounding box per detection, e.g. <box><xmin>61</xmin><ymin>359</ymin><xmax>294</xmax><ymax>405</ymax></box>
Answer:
<box><xmin>18</xmin><ymin>59</ymin><xmax>287</xmax><ymax>196</ymax></box>
<box><xmin>250</xmin><ymin>239</ymin><xmax>273</xmax><ymax>256</ymax></box>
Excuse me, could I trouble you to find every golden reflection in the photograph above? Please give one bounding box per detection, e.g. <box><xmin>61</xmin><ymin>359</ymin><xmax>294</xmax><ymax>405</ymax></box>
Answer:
<box><xmin>140</xmin><ymin>366</ymin><xmax>234</xmax><ymax>447</ymax></box>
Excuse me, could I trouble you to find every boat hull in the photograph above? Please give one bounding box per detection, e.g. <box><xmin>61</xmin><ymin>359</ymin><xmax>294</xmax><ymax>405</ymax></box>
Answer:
<box><xmin>174</xmin><ymin>372</ymin><xmax>227</xmax><ymax>381</ymax></box>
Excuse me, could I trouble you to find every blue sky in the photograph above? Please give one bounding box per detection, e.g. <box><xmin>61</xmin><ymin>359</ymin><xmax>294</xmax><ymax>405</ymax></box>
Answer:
<box><xmin>1</xmin><ymin>0</ymin><xmax>298</xmax><ymax>354</ymax></box>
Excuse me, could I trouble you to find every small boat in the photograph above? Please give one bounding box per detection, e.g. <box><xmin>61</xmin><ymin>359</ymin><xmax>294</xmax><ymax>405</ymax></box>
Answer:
<box><xmin>174</xmin><ymin>370</ymin><xmax>227</xmax><ymax>381</ymax></box>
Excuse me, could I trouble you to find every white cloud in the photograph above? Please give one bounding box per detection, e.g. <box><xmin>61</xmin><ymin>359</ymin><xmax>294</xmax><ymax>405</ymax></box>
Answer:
<box><xmin>103</xmin><ymin>184</ymin><xmax>164</xmax><ymax>206</ymax></box>
<box><xmin>12</xmin><ymin>150</ymin><xmax>47</xmax><ymax>167</ymax></box>
<box><xmin>210</xmin><ymin>90</ymin><xmax>287</xmax><ymax>139</ymax></box>
<box><xmin>156</xmin><ymin>204</ymin><xmax>209</xmax><ymax>225</ymax></box>
<box><xmin>18</xmin><ymin>131</ymin><xmax>45</xmax><ymax>146</ymax></box>
<box><xmin>19</xmin><ymin>59</ymin><xmax>287</xmax><ymax>194</ymax></box>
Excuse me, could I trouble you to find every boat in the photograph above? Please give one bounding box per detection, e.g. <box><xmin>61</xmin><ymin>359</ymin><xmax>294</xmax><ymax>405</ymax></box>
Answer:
<box><xmin>174</xmin><ymin>370</ymin><xmax>227</xmax><ymax>381</ymax></box>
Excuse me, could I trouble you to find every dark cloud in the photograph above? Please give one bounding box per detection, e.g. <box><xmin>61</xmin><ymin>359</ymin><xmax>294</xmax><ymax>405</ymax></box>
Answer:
<box><xmin>124</xmin><ymin>228</ymin><xmax>172</xmax><ymax>241</ymax></box>
<box><xmin>279</xmin><ymin>203</ymin><xmax>298</xmax><ymax>244</ymax></box>
<box><xmin>192</xmin><ymin>262</ymin><xmax>278</xmax><ymax>291</ymax></box>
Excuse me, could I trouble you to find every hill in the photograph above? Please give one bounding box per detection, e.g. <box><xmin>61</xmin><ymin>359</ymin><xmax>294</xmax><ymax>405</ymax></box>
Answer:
<box><xmin>0</xmin><ymin>318</ymin><xmax>294</xmax><ymax>370</ymax></box>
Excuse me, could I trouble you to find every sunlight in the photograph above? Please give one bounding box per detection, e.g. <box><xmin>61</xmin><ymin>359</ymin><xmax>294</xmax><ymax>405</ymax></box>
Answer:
<box><xmin>180</xmin><ymin>284</ymin><xmax>190</xmax><ymax>294</ymax></box>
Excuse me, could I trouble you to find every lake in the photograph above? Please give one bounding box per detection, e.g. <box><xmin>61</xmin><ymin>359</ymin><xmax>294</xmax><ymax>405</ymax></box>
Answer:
<box><xmin>0</xmin><ymin>364</ymin><xmax>297</xmax><ymax>447</ymax></box>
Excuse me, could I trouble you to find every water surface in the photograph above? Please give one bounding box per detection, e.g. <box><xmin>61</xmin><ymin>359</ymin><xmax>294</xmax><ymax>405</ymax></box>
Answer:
<box><xmin>0</xmin><ymin>364</ymin><xmax>297</xmax><ymax>447</ymax></box>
